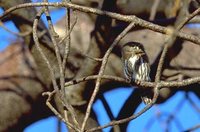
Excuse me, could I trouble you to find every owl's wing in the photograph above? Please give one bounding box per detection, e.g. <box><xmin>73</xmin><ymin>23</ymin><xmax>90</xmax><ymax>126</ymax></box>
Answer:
<box><xmin>124</xmin><ymin>60</ymin><xmax>133</xmax><ymax>80</ymax></box>
<box><xmin>124</xmin><ymin>58</ymin><xmax>139</xmax><ymax>81</ymax></box>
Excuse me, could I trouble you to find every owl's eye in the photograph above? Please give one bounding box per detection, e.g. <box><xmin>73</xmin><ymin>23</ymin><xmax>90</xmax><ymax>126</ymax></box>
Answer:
<box><xmin>133</xmin><ymin>46</ymin><xmax>139</xmax><ymax>50</ymax></box>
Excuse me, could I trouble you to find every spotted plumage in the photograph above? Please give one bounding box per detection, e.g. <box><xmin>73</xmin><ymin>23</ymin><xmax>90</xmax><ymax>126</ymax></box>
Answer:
<box><xmin>121</xmin><ymin>42</ymin><xmax>152</xmax><ymax>105</ymax></box>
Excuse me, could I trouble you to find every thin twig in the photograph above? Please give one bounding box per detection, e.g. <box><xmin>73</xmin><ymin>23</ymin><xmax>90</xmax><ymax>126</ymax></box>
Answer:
<box><xmin>177</xmin><ymin>7</ymin><xmax>200</xmax><ymax>29</ymax></box>
<box><xmin>59</xmin><ymin>97</ymin><xmax>80</xmax><ymax>129</ymax></box>
<box><xmin>62</xmin><ymin>0</ymin><xmax>72</xmax><ymax>71</ymax></box>
<box><xmin>4</xmin><ymin>1</ymin><xmax>200</xmax><ymax>131</ymax></box>
<box><xmin>155</xmin><ymin>27</ymin><xmax>177</xmax><ymax>82</ymax></box>
<box><xmin>58</xmin><ymin>14</ymin><xmax>77</xmax><ymax>45</ymax></box>
<box><xmin>0</xmin><ymin>20</ymin><xmax>32</xmax><ymax>37</ymax></box>
<box><xmin>43</xmin><ymin>0</ymin><xmax>79</xmax><ymax>128</ymax></box>
<box><xmin>64</xmin><ymin>75</ymin><xmax>129</xmax><ymax>86</ymax></box>
<box><xmin>34</xmin><ymin>6</ymin><xmax>79</xmax><ymax>130</ymax></box>
<box><xmin>184</xmin><ymin>123</ymin><xmax>200</xmax><ymax>132</ymax></box>
<box><xmin>33</xmin><ymin>8</ymin><xmax>59</xmax><ymax>91</ymax></box>
<box><xmin>42</xmin><ymin>91</ymin><xmax>79</xmax><ymax>132</ymax></box>
<box><xmin>1</xmin><ymin>2</ymin><xmax>200</xmax><ymax>45</ymax></box>
<box><xmin>82</xmin><ymin>54</ymin><xmax>103</xmax><ymax>62</ymax></box>
<box><xmin>43</xmin><ymin>0</ymin><xmax>64</xmax><ymax>92</ymax></box>
<box><xmin>155</xmin><ymin>7</ymin><xmax>200</xmax><ymax>82</ymax></box>
<box><xmin>81</xmin><ymin>22</ymin><xmax>135</xmax><ymax>131</ymax></box>
<box><xmin>149</xmin><ymin>0</ymin><xmax>160</xmax><ymax>20</ymax></box>
<box><xmin>61</xmin><ymin>0</ymin><xmax>80</xmax><ymax>129</ymax></box>
<box><xmin>159</xmin><ymin>77</ymin><xmax>200</xmax><ymax>88</ymax></box>
<box><xmin>104</xmin><ymin>6</ymin><xmax>200</xmax><ymax>130</ymax></box>
<box><xmin>64</xmin><ymin>74</ymin><xmax>200</xmax><ymax>89</ymax></box>
<box><xmin>87</xmin><ymin>85</ymin><xmax>160</xmax><ymax>132</ymax></box>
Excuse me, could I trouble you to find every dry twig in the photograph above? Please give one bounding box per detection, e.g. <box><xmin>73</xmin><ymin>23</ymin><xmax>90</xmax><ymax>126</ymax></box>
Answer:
<box><xmin>2</xmin><ymin>1</ymin><xmax>200</xmax><ymax>131</ymax></box>
<box><xmin>0</xmin><ymin>2</ymin><xmax>200</xmax><ymax>45</ymax></box>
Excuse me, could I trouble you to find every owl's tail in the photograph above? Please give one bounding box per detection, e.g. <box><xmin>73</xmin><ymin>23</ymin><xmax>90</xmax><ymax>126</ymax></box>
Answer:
<box><xmin>140</xmin><ymin>90</ymin><xmax>153</xmax><ymax>105</ymax></box>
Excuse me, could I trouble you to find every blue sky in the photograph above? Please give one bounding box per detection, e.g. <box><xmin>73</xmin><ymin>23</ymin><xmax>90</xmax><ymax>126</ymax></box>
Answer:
<box><xmin>0</xmin><ymin>1</ymin><xmax>200</xmax><ymax>132</ymax></box>
<box><xmin>23</xmin><ymin>88</ymin><xmax>200</xmax><ymax>132</ymax></box>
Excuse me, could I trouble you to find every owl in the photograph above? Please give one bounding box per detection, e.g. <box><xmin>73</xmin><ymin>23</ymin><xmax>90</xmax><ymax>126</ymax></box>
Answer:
<box><xmin>121</xmin><ymin>42</ymin><xmax>152</xmax><ymax>105</ymax></box>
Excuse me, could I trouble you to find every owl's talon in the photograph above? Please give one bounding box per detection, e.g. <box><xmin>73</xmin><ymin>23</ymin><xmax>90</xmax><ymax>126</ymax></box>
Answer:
<box><xmin>135</xmin><ymin>79</ymin><xmax>141</xmax><ymax>85</ymax></box>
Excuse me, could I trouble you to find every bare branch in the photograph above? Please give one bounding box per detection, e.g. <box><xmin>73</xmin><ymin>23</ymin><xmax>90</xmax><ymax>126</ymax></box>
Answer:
<box><xmin>2</xmin><ymin>1</ymin><xmax>200</xmax><ymax>131</ymax></box>
<box><xmin>88</xmin><ymin>86</ymin><xmax>160</xmax><ymax>132</ymax></box>
<box><xmin>0</xmin><ymin>20</ymin><xmax>32</xmax><ymax>37</ymax></box>
<box><xmin>177</xmin><ymin>7</ymin><xmax>200</xmax><ymax>29</ymax></box>
<box><xmin>0</xmin><ymin>2</ymin><xmax>200</xmax><ymax>45</ymax></box>
<box><xmin>184</xmin><ymin>123</ymin><xmax>200</xmax><ymax>132</ymax></box>
<box><xmin>33</xmin><ymin>8</ymin><xmax>59</xmax><ymax>91</ymax></box>
<box><xmin>81</xmin><ymin>21</ymin><xmax>135</xmax><ymax>132</ymax></box>
<box><xmin>42</xmin><ymin>91</ymin><xmax>79</xmax><ymax>132</ymax></box>
<box><xmin>149</xmin><ymin>0</ymin><xmax>160</xmax><ymax>20</ymax></box>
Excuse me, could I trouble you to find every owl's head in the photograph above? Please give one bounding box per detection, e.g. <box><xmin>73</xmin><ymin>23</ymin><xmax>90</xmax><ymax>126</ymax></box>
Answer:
<box><xmin>121</xmin><ymin>42</ymin><xmax>145</xmax><ymax>58</ymax></box>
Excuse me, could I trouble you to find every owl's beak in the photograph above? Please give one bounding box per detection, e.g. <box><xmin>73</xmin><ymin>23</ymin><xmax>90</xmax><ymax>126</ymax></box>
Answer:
<box><xmin>135</xmin><ymin>51</ymin><xmax>145</xmax><ymax>56</ymax></box>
